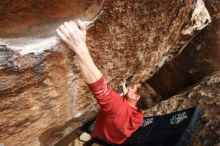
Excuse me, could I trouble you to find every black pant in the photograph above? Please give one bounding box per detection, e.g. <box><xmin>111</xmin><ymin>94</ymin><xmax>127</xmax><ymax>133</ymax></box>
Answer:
<box><xmin>85</xmin><ymin>106</ymin><xmax>202</xmax><ymax>146</ymax></box>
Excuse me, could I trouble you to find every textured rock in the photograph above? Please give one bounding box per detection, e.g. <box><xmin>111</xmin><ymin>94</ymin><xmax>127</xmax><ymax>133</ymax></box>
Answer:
<box><xmin>148</xmin><ymin>0</ymin><xmax>220</xmax><ymax>99</ymax></box>
<box><xmin>145</xmin><ymin>70</ymin><xmax>220</xmax><ymax>146</ymax></box>
<box><xmin>0</xmin><ymin>0</ymin><xmax>212</xmax><ymax>146</ymax></box>
<box><xmin>0</xmin><ymin>0</ymin><xmax>104</xmax><ymax>54</ymax></box>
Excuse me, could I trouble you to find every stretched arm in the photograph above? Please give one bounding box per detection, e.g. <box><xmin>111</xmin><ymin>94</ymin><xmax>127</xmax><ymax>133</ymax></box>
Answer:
<box><xmin>56</xmin><ymin>20</ymin><xmax>102</xmax><ymax>84</ymax></box>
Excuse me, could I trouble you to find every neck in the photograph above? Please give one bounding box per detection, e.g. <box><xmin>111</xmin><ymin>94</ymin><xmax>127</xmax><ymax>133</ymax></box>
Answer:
<box><xmin>127</xmin><ymin>100</ymin><xmax>138</xmax><ymax>110</ymax></box>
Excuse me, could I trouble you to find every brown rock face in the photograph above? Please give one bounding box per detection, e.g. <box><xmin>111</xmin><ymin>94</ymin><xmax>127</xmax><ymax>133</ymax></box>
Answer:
<box><xmin>0</xmin><ymin>0</ymin><xmax>216</xmax><ymax>146</ymax></box>
<box><xmin>148</xmin><ymin>0</ymin><xmax>220</xmax><ymax>99</ymax></box>
<box><xmin>0</xmin><ymin>0</ymin><xmax>103</xmax><ymax>37</ymax></box>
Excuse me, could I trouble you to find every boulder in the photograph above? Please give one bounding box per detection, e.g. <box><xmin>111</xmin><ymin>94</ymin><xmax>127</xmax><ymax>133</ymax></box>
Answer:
<box><xmin>0</xmin><ymin>0</ymin><xmax>213</xmax><ymax>146</ymax></box>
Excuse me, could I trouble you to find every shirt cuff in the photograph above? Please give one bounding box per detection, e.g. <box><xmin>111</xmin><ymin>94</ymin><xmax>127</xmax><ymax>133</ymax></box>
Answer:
<box><xmin>86</xmin><ymin>76</ymin><xmax>105</xmax><ymax>89</ymax></box>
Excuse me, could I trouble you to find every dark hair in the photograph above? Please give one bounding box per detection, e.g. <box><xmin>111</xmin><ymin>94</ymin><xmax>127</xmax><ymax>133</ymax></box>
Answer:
<box><xmin>136</xmin><ymin>82</ymin><xmax>159</xmax><ymax>111</ymax></box>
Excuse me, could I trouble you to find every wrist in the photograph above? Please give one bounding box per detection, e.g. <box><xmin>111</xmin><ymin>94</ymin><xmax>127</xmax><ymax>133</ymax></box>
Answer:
<box><xmin>69</xmin><ymin>42</ymin><xmax>88</xmax><ymax>55</ymax></box>
<box><xmin>77</xmin><ymin>51</ymin><xmax>93</xmax><ymax>63</ymax></box>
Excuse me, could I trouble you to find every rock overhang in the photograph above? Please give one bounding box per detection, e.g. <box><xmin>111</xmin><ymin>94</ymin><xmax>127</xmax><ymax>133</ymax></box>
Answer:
<box><xmin>0</xmin><ymin>0</ymin><xmax>104</xmax><ymax>55</ymax></box>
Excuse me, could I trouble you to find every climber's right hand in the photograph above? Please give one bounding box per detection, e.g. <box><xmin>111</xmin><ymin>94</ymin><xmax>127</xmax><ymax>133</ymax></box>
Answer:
<box><xmin>56</xmin><ymin>20</ymin><xmax>88</xmax><ymax>56</ymax></box>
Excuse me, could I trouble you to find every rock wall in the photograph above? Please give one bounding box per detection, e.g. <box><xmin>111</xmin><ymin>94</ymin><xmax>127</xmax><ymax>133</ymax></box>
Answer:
<box><xmin>0</xmin><ymin>0</ymin><xmax>214</xmax><ymax>146</ymax></box>
<box><xmin>148</xmin><ymin>0</ymin><xmax>220</xmax><ymax>99</ymax></box>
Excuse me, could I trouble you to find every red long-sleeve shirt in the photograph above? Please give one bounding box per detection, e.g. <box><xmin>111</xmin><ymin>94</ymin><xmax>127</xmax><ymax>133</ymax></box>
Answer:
<box><xmin>87</xmin><ymin>76</ymin><xmax>143</xmax><ymax>144</ymax></box>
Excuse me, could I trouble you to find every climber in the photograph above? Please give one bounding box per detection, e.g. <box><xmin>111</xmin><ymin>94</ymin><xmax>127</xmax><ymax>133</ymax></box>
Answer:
<box><xmin>56</xmin><ymin>20</ymin><xmax>159</xmax><ymax>145</ymax></box>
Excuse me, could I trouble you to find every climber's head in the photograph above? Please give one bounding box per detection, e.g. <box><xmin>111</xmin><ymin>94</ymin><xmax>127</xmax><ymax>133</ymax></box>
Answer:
<box><xmin>124</xmin><ymin>81</ymin><xmax>159</xmax><ymax>111</ymax></box>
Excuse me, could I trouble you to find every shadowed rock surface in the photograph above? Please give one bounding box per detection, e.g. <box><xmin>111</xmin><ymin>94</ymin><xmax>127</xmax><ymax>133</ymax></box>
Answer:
<box><xmin>148</xmin><ymin>0</ymin><xmax>220</xmax><ymax>99</ymax></box>
<box><xmin>0</xmin><ymin>0</ymin><xmax>218</xmax><ymax>146</ymax></box>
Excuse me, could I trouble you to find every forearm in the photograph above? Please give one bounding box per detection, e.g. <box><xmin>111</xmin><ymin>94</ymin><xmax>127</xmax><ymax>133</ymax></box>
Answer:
<box><xmin>77</xmin><ymin>49</ymin><xmax>102</xmax><ymax>84</ymax></box>
<box><xmin>56</xmin><ymin>20</ymin><xmax>102</xmax><ymax>83</ymax></box>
